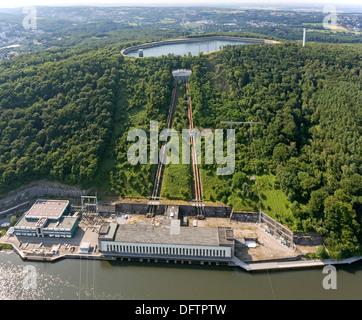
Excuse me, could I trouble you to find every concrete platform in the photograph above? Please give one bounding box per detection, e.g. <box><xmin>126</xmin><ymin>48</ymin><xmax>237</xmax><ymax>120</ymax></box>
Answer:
<box><xmin>0</xmin><ymin>220</ymin><xmax>103</xmax><ymax>261</ymax></box>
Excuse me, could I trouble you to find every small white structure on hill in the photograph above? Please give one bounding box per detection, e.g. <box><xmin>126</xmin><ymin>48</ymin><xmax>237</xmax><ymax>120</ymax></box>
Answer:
<box><xmin>172</xmin><ymin>69</ymin><xmax>192</xmax><ymax>82</ymax></box>
<box><xmin>303</xmin><ymin>28</ymin><xmax>306</xmax><ymax>47</ymax></box>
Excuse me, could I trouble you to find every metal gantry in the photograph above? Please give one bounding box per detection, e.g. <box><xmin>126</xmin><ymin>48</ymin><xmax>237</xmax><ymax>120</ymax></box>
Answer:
<box><xmin>81</xmin><ymin>195</ymin><xmax>99</xmax><ymax>217</ymax></box>
<box><xmin>258</xmin><ymin>210</ymin><xmax>296</xmax><ymax>252</ymax></box>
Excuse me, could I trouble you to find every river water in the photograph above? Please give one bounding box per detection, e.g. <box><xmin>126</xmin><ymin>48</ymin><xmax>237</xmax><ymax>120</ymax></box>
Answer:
<box><xmin>125</xmin><ymin>39</ymin><xmax>251</xmax><ymax>57</ymax></box>
<box><xmin>0</xmin><ymin>251</ymin><xmax>361</xmax><ymax>300</ymax></box>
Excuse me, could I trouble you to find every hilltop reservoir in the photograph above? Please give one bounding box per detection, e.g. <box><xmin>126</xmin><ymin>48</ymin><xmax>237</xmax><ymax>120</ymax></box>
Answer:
<box><xmin>122</xmin><ymin>36</ymin><xmax>279</xmax><ymax>58</ymax></box>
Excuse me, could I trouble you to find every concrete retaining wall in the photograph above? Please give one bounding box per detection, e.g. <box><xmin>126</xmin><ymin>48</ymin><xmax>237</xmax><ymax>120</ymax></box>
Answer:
<box><xmin>0</xmin><ymin>184</ymin><xmax>88</xmax><ymax>210</ymax></box>
<box><xmin>231</xmin><ymin>212</ymin><xmax>259</xmax><ymax>223</ymax></box>
<box><xmin>115</xmin><ymin>202</ymin><xmax>233</xmax><ymax>218</ymax></box>
<box><xmin>293</xmin><ymin>232</ymin><xmax>324</xmax><ymax>246</ymax></box>
<box><xmin>179</xmin><ymin>205</ymin><xmax>232</xmax><ymax>218</ymax></box>
<box><xmin>116</xmin><ymin>202</ymin><xmax>167</xmax><ymax>215</ymax></box>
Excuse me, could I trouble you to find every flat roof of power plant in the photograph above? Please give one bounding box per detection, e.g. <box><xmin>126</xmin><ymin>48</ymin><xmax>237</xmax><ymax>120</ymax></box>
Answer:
<box><xmin>25</xmin><ymin>199</ymin><xmax>69</xmax><ymax>220</ymax></box>
<box><xmin>102</xmin><ymin>223</ymin><xmax>233</xmax><ymax>247</ymax></box>
<box><xmin>99</xmin><ymin>222</ymin><xmax>118</xmax><ymax>240</ymax></box>
<box><xmin>15</xmin><ymin>215</ymin><xmax>78</xmax><ymax>231</ymax></box>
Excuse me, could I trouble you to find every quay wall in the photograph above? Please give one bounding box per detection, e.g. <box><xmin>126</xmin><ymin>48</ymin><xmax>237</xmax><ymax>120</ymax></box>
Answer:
<box><xmin>11</xmin><ymin>241</ymin><xmax>362</xmax><ymax>271</ymax></box>
<box><xmin>4</xmin><ymin>233</ymin><xmax>361</xmax><ymax>271</ymax></box>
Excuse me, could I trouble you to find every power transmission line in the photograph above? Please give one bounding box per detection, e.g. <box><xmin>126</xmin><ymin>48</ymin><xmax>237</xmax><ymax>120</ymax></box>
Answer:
<box><xmin>221</xmin><ymin>120</ymin><xmax>260</xmax><ymax>140</ymax></box>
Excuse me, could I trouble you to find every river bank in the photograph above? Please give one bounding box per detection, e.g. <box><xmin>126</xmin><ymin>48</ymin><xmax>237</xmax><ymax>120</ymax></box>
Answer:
<box><xmin>2</xmin><ymin>232</ymin><xmax>361</xmax><ymax>273</ymax></box>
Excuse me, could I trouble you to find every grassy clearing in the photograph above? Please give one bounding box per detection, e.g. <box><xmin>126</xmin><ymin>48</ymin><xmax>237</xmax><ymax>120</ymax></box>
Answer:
<box><xmin>227</xmin><ymin>190</ymin><xmax>256</xmax><ymax>212</ymax></box>
<box><xmin>302</xmin><ymin>22</ymin><xmax>324</xmax><ymax>26</ymax></box>
<box><xmin>200</xmin><ymin>168</ymin><xmax>294</xmax><ymax>222</ymax></box>
<box><xmin>200</xmin><ymin>168</ymin><xmax>259</xmax><ymax>211</ymax></box>
<box><xmin>256</xmin><ymin>174</ymin><xmax>294</xmax><ymax>224</ymax></box>
<box><xmin>329</xmin><ymin>42</ymin><xmax>362</xmax><ymax>48</ymax></box>
<box><xmin>162</xmin><ymin>164</ymin><xmax>192</xmax><ymax>200</ymax></box>
<box><xmin>161</xmin><ymin>83</ymin><xmax>192</xmax><ymax>200</ymax></box>
<box><xmin>160</xmin><ymin>18</ymin><xmax>177</xmax><ymax>24</ymax></box>
<box><xmin>200</xmin><ymin>168</ymin><xmax>228</xmax><ymax>200</ymax></box>
<box><xmin>308</xmin><ymin>27</ymin><xmax>352</xmax><ymax>34</ymax></box>
<box><xmin>119</xmin><ymin>164</ymin><xmax>155</xmax><ymax>198</ymax></box>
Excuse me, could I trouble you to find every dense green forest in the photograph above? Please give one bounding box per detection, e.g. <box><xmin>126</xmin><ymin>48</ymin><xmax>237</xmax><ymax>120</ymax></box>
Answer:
<box><xmin>107</xmin><ymin>56</ymin><xmax>175</xmax><ymax>197</ymax></box>
<box><xmin>0</xmin><ymin>45</ymin><xmax>182</xmax><ymax>197</ymax></box>
<box><xmin>187</xmin><ymin>43</ymin><xmax>361</xmax><ymax>259</ymax></box>
<box><xmin>0</xmin><ymin>32</ymin><xmax>361</xmax><ymax>258</ymax></box>
<box><xmin>0</xmin><ymin>46</ymin><xmax>121</xmax><ymax>191</ymax></box>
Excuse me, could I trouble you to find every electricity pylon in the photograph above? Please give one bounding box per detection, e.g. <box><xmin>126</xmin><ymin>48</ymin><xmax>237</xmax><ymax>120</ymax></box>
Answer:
<box><xmin>221</xmin><ymin>120</ymin><xmax>260</xmax><ymax>140</ymax></box>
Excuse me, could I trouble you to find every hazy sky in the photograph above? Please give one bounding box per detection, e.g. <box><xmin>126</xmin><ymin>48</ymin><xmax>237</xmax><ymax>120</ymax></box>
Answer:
<box><xmin>1</xmin><ymin>0</ymin><xmax>361</xmax><ymax>9</ymax></box>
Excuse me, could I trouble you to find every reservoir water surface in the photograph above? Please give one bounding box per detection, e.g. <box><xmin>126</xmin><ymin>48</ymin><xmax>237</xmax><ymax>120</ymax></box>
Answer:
<box><xmin>125</xmin><ymin>39</ymin><xmax>252</xmax><ymax>57</ymax></box>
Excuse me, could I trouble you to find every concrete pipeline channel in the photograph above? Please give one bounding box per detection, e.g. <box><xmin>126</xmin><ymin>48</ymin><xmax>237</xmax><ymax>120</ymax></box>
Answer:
<box><xmin>121</xmin><ymin>36</ymin><xmax>280</xmax><ymax>57</ymax></box>
<box><xmin>147</xmin><ymin>79</ymin><xmax>205</xmax><ymax>219</ymax></box>
<box><xmin>147</xmin><ymin>81</ymin><xmax>179</xmax><ymax>217</ymax></box>
<box><xmin>186</xmin><ymin>82</ymin><xmax>204</xmax><ymax>218</ymax></box>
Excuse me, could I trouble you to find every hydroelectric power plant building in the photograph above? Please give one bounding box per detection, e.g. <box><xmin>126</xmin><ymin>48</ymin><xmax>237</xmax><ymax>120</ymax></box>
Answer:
<box><xmin>14</xmin><ymin>199</ymin><xmax>78</xmax><ymax>238</ymax></box>
<box><xmin>98</xmin><ymin>220</ymin><xmax>235</xmax><ymax>264</ymax></box>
